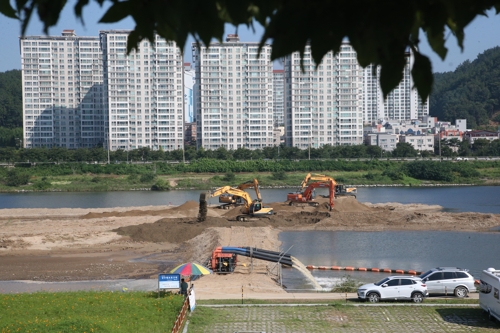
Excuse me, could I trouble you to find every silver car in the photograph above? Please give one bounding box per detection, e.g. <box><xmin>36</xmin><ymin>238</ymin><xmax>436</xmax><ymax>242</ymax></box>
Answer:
<box><xmin>419</xmin><ymin>267</ymin><xmax>476</xmax><ymax>297</ymax></box>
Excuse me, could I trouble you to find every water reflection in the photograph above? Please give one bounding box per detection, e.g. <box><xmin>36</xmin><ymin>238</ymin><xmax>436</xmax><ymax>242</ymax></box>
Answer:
<box><xmin>280</xmin><ymin>230</ymin><xmax>500</xmax><ymax>290</ymax></box>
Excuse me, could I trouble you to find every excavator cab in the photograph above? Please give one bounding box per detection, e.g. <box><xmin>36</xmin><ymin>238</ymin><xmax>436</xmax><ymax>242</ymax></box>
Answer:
<box><xmin>249</xmin><ymin>200</ymin><xmax>262</xmax><ymax>214</ymax></box>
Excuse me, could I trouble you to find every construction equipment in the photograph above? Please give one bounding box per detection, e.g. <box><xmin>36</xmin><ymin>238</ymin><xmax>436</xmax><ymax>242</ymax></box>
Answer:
<box><xmin>198</xmin><ymin>186</ymin><xmax>274</xmax><ymax>222</ymax></box>
<box><xmin>210</xmin><ymin>247</ymin><xmax>238</xmax><ymax>273</ymax></box>
<box><xmin>210</xmin><ymin>246</ymin><xmax>293</xmax><ymax>274</ymax></box>
<box><xmin>303</xmin><ymin>173</ymin><xmax>357</xmax><ymax>198</ymax></box>
<box><xmin>218</xmin><ymin>179</ymin><xmax>262</xmax><ymax>209</ymax></box>
<box><xmin>287</xmin><ymin>179</ymin><xmax>335</xmax><ymax>209</ymax></box>
<box><xmin>335</xmin><ymin>184</ymin><xmax>357</xmax><ymax>198</ymax></box>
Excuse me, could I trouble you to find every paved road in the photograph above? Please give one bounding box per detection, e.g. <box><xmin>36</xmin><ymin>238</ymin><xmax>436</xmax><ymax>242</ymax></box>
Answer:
<box><xmin>0</xmin><ymin>279</ymin><xmax>479</xmax><ymax>302</ymax></box>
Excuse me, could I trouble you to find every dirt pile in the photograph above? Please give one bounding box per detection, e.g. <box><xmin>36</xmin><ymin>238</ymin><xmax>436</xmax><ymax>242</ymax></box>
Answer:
<box><xmin>82</xmin><ymin>208</ymin><xmax>172</xmax><ymax>219</ymax></box>
<box><xmin>169</xmin><ymin>200</ymin><xmax>199</xmax><ymax>212</ymax></box>
<box><xmin>331</xmin><ymin>197</ymin><xmax>374</xmax><ymax>212</ymax></box>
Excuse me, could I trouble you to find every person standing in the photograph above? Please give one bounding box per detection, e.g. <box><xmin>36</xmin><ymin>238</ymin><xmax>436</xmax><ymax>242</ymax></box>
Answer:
<box><xmin>180</xmin><ymin>278</ymin><xmax>189</xmax><ymax>296</ymax></box>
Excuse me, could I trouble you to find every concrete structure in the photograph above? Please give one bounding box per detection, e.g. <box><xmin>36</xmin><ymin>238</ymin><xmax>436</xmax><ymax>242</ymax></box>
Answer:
<box><xmin>362</xmin><ymin>51</ymin><xmax>429</xmax><ymax>123</ymax></box>
<box><xmin>272</xmin><ymin>69</ymin><xmax>284</xmax><ymax>126</ymax></box>
<box><xmin>283</xmin><ymin>43</ymin><xmax>364</xmax><ymax>148</ymax></box>
<box><xmin>456</xmin><ymin>119</ymin><xmax>467</xmax><ymax>132</ymax></box>
<box><xmin>20</xmin><ymin>30</ymin><xmax>105</xmax><ymax>148</ymax></box>
<box><xmin>100</xmin><ymin>30</ymin><xmax>184</xmax><ymax>151</ymax></box>
<box><xmin>365</xmin><ymin>133</ymin><xmax>399</xmax><ymax>151</ymax></box>
<box><xmin>192</xmin><ymin>34</ymin><xmax>274</xmax><ymax>150</ymax></box>
<box><xmin>400</xmin><ymin>134</ymin><xmax>435</xmax><ymax>152</ymax></box>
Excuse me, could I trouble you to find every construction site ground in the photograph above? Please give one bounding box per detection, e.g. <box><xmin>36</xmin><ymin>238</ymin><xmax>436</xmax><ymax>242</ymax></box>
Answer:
<box><xmin>1</xmin><ymin>197</ymin><xmax>500</xmax><ymax>299</ymax></box>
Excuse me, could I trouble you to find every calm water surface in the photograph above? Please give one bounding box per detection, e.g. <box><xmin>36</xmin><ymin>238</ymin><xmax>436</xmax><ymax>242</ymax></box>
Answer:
<box><xmin>279</xmin><ymin>230</ymin><xmax>500</xmax><ymax>290</ymax></box>
<box><xmin>1</xmin><ymin>186</ymin><xmax>500</xmax><ymax>213</ymax></box>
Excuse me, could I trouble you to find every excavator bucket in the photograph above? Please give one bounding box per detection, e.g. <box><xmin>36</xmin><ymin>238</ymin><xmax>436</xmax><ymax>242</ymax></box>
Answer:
<box><xmin>198</xmin><ymin>193</ymin><xmax>208</xmax><ymax>222</ymax></box>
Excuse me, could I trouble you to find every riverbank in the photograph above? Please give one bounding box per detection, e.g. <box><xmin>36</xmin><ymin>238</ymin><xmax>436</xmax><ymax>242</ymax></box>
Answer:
<box><xmin>1</xmin><ymin>197</ymin><xmax>499</xmax><ymax>296</ymax></box>
<box><xmin>0</xmin><ymin>170</ymin><xmax>498</xmax><ymax>193</ymax></box>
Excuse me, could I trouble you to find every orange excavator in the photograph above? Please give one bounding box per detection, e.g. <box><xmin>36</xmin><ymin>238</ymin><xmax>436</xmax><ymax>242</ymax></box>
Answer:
<box><xmin>218</xmin><ymin>179</ymin><xmax>261</xmax><ymax>209</ymax></box>
<box><xmin>299</xmin><ymin>173</ymin><xmax>357</xmax><ymax>198</ymax></box>
<box><xmin>287</xmin><ymin>177</ymin><xmax>335</xmax><ymax>210</ymax></box>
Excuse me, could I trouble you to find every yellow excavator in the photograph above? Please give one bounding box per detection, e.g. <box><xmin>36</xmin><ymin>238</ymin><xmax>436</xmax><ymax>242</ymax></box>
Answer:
<box><xmin>198</xmin><ymin>186</ymin><xmax>274</xmax><ymax>222</ymax></box>
<box><xmin>218</xmin><ymin>179</ymin><xmax>262</xmax><ymax>209</ymax></box>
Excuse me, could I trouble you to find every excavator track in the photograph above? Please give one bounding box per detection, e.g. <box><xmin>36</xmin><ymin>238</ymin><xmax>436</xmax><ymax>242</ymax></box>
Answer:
<box><xmin>198</xmin><ymin>193</ymin><xmax>208</xmax><ymax>222</ymax></box>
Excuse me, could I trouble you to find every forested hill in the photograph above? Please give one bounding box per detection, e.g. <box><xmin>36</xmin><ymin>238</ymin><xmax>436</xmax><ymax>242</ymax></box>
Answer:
<box><xmin>0</xmin><ymin>70</ymin><xmax>22</xmax><ymax>129</ymax></box>
<box><xmin>0</xmin><ymin>70</ymin><xmax>22</xmax><ymax>147</ymax></box>
<box><xmin>430</xmin><ymin>46</ymin><xmax>500</xmax><ymax>129</ymax></box>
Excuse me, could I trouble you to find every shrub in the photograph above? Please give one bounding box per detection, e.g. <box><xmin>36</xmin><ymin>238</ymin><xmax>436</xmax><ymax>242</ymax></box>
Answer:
<box><xmin>5</xmin><ymin>170</ymin><xmax>30</xmax><ymax>186</ymax></box>
<box><xmin>33</xmin><ymin>180</ymin><xmax>51</xmax><ymax>190</ymax></box>
<box><xmin>140</xmin><ymin>172</ymin><xmax>156</xmax><ymax>183</ymax></box>
<box><xmin>271</xmin><ymin>170</ymin><xmax>287</xmax><ymax>180</ymax></box>
<box><xmin>330</xmin><ymin>275</ymin><xmax>363</xmax><ymax>293</ymax></box>
<box><xmin>222</xmin><ymin>172</ymin><xmax>235</xmax><ymax>182</ymax></box>
<box><xmin>151</xmin><ymin>179</ymin><xmax>170</xmax><ymax>191</ymax></box>
<box><xmin>382</xmin><ymin>167</ymin><xmax>405</xmax><ymax>181</ymax></box>
<box><xmin>91</xmin><ymin>176</ymin><xmax>102</xmax><ymax>183</ymax></box>
<box><xmin>364</xmin><ymin>172</ymin><xmax>377</xmax><ymax>180</ymax></box>
<box><xmin>127</xmin><ymin>174</ymin><xmax>139</xmax><ymax>183</ymax></box>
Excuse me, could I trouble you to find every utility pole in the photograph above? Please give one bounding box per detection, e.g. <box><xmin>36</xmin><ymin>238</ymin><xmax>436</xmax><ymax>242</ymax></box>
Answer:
<box><xmin>439</xmin><ymin>129</ymin><xmax>442</xmax><ymax>162</ymax></box>
<box><xmin>106</xmin><ymin>136</ymin><xmax>110</xmax><ymax>164</ymax></box>
<box><xmin>308</xmin><ymin>130</ymin><xmax>311</xmax><ymax>160</ymax></box>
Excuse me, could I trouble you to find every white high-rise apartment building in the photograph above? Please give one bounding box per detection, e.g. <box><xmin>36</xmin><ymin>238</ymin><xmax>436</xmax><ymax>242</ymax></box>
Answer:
<box><xmin>100</xmin><ymin>30</ymin><xmax>184</xmax><ymax>151</ymax></box>
<box><xmin>193</xmin><ymin>34</ymin><xmax>274</xmax><ymax>150</ymax></box>
<box><xmin>273</xmin><ymin>69</ymin><xmax>285</xmax><ymax>126</ymax></box>
<box><xmin>284</xmin><ymin>43</ymin><xmax>364</xmax><ymax>148</ymax></box>
<box><xmin>362</xmin><ymin>51</ymin><xmax>429</xmax><ymax>123</ymax></box>
<box><xmin>20</xmin><ymin>30</ymin><xmax>105</xmax><ymax>148</ymax></box>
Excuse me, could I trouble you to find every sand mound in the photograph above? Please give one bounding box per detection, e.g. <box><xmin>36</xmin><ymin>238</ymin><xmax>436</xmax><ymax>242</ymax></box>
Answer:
<box><xmin>81</xmin><ymin>201</ymin><xmax>202</xmax><ymax>219</ymax></box>
<box><xmin>168</xmin><ymin>200</ymin><xmax>199</xmax><ymax>212</ymax></box>
<box><xmin>331</xmin><ymin>196</ymin><xmax>373</xmax><ymax>212</ymax></box>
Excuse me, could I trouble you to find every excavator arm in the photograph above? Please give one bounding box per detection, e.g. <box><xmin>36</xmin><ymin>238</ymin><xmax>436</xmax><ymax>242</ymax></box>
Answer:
<box><xmin>299</xmin><ymin>173</ymin><xmax>312</xmax><ymax>190</ymax></box>
<box><xmin>237</xmin><ymin>179</ymin><xmax>261</xmax><ymax>201</ymax></box>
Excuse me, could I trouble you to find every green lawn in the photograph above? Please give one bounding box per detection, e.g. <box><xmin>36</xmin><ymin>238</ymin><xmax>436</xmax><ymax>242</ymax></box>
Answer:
<box><xmin>0</xmin><ymin>291</ymin><xmax>183</xmax><ymax>333</ymax></box>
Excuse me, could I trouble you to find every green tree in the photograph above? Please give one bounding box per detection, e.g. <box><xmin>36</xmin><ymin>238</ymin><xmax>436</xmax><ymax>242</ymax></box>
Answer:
<box><xmin>366</xmin><ymin>145</ymin><xmax>383</xmax><ymax>158</ymax></box>
<box><xmin>472</xmin><ymin>138</ymin><xmax>491</xmax><ymax>156</ymax></box>
<box><xmin>392</xmin><ymin>142</ymin><xmax>418</xmax><ymax>158</ymax></box>
<box><xmin>7</xmin><ymin>2</ymin><xmax>500</xmax><ymax>101</ymax></box>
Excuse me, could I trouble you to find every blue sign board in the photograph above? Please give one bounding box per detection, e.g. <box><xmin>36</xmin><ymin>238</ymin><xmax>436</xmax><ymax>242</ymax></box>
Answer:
<box><xmin>158</xmin><ymin>274</ymin><xmax>180</xmax><ymax>289</ymax></box>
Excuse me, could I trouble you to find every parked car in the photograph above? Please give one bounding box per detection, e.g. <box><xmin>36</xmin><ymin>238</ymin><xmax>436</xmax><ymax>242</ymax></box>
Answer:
<box><xmin>357</xmin><ymin>276</ymin><xmax>428</xmax><ymax>303</ymax></box>
<box><xmin>419</xmin><ymin>267</ymin><xmax>476</xmax><ymax>297</ymax></box>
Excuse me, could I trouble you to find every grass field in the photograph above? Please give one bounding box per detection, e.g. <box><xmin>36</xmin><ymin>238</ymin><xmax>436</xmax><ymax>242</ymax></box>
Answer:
<box><xmin>0</xmin><ymin>291</ymin><xmax>183</xmax><ymax>333</ymax></box>
<box><xmin>0</xmin><ymin>168</ymin><xmax>491</xmax><ymax>193</ymax></box>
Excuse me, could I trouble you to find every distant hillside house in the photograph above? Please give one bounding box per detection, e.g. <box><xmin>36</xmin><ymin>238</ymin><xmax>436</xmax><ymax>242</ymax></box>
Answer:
<box><xmin>463</xmin><ymin>130</ymin><xmax>500</xmax><ymax>144</ymax></box>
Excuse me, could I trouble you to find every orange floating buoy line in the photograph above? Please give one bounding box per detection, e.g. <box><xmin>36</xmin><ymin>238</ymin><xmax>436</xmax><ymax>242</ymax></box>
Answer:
<box><xmin>305</xmin><ymin>266</ymin><xmax>422</xmax><ymax>275</ymax></box>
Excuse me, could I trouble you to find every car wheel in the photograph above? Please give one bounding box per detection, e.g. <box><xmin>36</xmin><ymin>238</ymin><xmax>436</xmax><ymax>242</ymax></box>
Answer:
<box><xmin>412</xmin><ymin>292</ymin><xmax>424</xmax><ymax>303</ymax></box>
<box><xmin>454</xmin><ymin>286</ymin><xmax>468</xmax><ymax>298</ymax></box>
<box><xmin>367</xmin><ymin>293</ymin><xmax>380</xmax><ymax>303</ymax></box>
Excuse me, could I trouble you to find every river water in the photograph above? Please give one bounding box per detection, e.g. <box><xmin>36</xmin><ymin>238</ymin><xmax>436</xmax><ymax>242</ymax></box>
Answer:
<box><xmin>1</xmin><ymin>186</ymin><xmax>499</xmax><ymax>292</ymax></box>
<box><xmin>1</xmin><ymin>186</ymin><xmax>500</xmax><ymax>213</ymax></box>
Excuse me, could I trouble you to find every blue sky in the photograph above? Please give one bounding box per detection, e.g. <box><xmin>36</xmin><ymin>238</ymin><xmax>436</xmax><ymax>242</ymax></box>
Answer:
<box><xmin>0</xmin><ymin>3</ymin><xmax>499</xmax><ymax>73</ymax></box>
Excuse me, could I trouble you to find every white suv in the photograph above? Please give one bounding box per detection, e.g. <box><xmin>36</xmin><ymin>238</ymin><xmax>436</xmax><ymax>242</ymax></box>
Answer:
<box><xmin>419</xmin><ymin>267</ymin><xmax>476</xmax><ymax>297</ymax></box>
<box><xmin>358</xmin><ymin>276</ymin><xmax>428</xmax><ymax>303</ymax></box>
